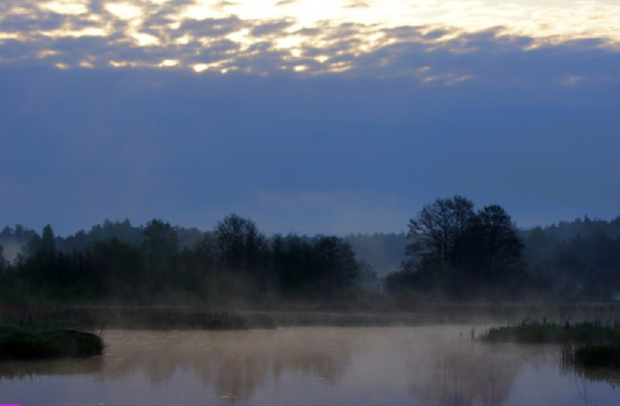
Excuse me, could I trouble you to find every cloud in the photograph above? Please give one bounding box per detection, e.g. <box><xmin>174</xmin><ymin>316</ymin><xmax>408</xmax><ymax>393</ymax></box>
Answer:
<box><xmin>345</xmin><ymin>1</ymin><xmax>370</xmax><ymax>9</ymax></box>
<box><xmin>250</xmin><ymin>19</ymin><xmax>294</xmax><ymax>37</ymax></box>
<box><xmin>177</xmin><ymin>16</ymin><xmax>247</xmax><ymax>38</ymax></box>
<box><xmin>0</xmin><ymin>2</ymin><xmax>619</xmax><ymax>234</ymax></box>
<box><xmin>0</xmin><ymin>11</ymin><xmax>67</xmax><ymax>33</ymax></box>
<box><xmin>1</xmin><ymin>0</ymin><xmax>619</xmax><ymax>78</ymax></box>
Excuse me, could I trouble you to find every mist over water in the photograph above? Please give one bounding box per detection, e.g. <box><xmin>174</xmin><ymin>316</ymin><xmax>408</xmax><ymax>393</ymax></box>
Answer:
<box><xmin>1</xmin><ymin>325</ymin><xmax>618</xmax><ymax>406</ymax></box>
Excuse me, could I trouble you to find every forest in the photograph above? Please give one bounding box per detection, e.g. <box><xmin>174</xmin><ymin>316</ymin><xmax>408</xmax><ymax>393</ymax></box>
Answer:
<box><xmin>1</xmin><ymin>196</ymin><xmax>619</xmax><ymax>306</ymax></box>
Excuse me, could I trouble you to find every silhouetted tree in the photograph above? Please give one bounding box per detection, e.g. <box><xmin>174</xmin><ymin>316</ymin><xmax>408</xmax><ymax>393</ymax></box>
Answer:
<box><xmin>39</xmin><ymin>224</ymin><xmax>57</xmax><ymax>256</ymax></box>
<box><xmin>312</xmin><ymin>235</ymin><xmax>362</xmax><ymax>299</ymax></box>
<box><xmin>272</xmin><ymin>234</ymin><xmax>314</xmax><ymax>297</ymax></box>
<box><xmin>141</xmin><ymin>219</ymin><xmax>178</xmax><ymax>257</ymax></box>
<box><xmin>396</xmin><ymin>196</ymin><xmax>527</xmax><ymax>299</ymax></box>
<box><xmin>461</xmin><ymin>204</ymin><xmax>524</xmax><ymax>280</ymax></box>
<box><xmin>91</xmin><ymin>238</ymin><xmax>144</xmax><ymax>298</ymax></box>
<box><xmin>0</xmin><ymin>244</ymin><xmax>5</xmax><ymax>274</ymax></box>
<box><xmin>405</xmin><ymin>195</ymin><xmax>476</xmax><ymax>267</ymax></box>
<box><xmin>215</xmin><ymin>214</ymin><xmax>268</xmax><ymax>274</ymax></box>
<box><xmin>141</xmin><ymin>219</ymin><xmax>179</xmax><ymax>291</ymax></box>
<box><xmin>89</xmin><ymin>219</ymin><xmax>143</xmax><ymax>246</ymax></box>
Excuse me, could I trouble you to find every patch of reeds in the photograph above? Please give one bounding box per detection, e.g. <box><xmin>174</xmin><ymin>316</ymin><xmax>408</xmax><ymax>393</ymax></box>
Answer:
<box><xmin>2</xmin><ymin>303</ymin><xmax>620</xmax><ymax>333</ymax></box>
<box><xmin>0</xmin><ymin>328</ymin><xmax>103</xmax><ymax>360</ymax></box>
<box><xmin>265</xmin><ymin>311</ymin><xmax>434</xmax><ymax>327</ymax></box>
<box><xmin>0</xmin><ymin>305</ymin><xmax>441</xmax><ymax>331</ymax></box>
<box><xmin>102</xmin><ymin>308</ymin><xmax>278</xmax><ymax>330</ymax></box>
<box><xmin>562</xmin><ymin>344</ymin><xmax>620</xmax><ymax>369</ymax></box>
<box><xmin>484</xmin><ymin>318</ymin><xmax>620</xmax><ymax>371</ymax></box>
<box><xmin>481</xmin><ymin>319</ymin><xmax>620</xmax><ymax>344</ymax></box>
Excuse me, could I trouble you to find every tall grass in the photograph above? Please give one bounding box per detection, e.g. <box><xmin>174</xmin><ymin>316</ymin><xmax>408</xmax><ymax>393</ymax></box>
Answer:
<box><xmin>482</xmin><ymin>317</ymin><xmax>620</xmax><ymax>371</ymax></box>
<box><xmin>2</xmin><ymin>302</ymin><xmax>620</xmax><ymax>332</ymax></box>
<box><xmin>562</xmin><ymin>344</ymin><xmax>620</xmax><ymax>369</ymax></box>
<box><xmin>482</xmin><ymin>319</ymin><xmax>620</xmax><ymax>344</ymax></box>
<box><xmin>0</xmin><ymin>328</ymin><xmax>103</xmax><ymax>360</ymax></box>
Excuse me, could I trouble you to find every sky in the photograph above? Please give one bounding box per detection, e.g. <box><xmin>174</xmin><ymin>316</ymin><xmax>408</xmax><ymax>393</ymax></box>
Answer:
<box><xmin>1</xmin><ymin>0</ymin><xmax>619</xmax><ymax>236</ymax></box>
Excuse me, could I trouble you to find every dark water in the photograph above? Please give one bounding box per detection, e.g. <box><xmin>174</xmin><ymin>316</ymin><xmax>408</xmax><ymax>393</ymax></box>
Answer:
<box><xmin>1</xmin><ymin>325</ymin><xmax>618</xmax><ymax>405</ymax></box>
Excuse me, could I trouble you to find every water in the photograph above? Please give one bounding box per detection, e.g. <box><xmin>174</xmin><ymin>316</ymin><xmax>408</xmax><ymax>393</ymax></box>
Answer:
<box><xmin>1</xmin><ymin>325</ymin><xmax>618</xmax><ymax>406</ymax></box>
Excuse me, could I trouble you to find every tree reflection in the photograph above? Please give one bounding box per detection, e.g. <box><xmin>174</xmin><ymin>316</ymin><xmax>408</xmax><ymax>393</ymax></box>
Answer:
<box><xmin>406</xmin><ymin>335</ymin><xmax>521</xmax><ymax>406</ymax></box>
<box><xmin>0</xmin><ymin>357</ymin><xmax>102</xmax><ymax>382</ymax></box>
<box><xmin>7</xmin><ymin>327</ymin><xmax>618</xmax><ymax>405</ymax></box>
<box><xmin>98</xmin><ymin>329</ymin><xmax>352</xmax><ymax>402</ymax></box>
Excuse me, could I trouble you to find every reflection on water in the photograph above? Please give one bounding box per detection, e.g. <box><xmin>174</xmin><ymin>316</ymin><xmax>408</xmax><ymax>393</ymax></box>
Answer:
<box><xmin>0</xmin><ymin>325</ymin><xmax>618</xmax><ymax>406</ymax></box>
<box><xmin>405</xmin><ymin>328</ymin><xmax>521</xmax><ymax>406</ymax></box>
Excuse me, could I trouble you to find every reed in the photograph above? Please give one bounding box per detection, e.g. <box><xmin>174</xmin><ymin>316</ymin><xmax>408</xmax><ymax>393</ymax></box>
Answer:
<box><xmin>482</xmin><ymin>319</ymin><xmax>620</xmax><ymax>344</ymax></box>
<box><xmin>562</xmin><ymin>344</ymin><xmax>620</xmax><ymax>369</ymax></box>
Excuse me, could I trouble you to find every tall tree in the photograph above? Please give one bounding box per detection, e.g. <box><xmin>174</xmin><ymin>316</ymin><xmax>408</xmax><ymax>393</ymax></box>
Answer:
<box><xmin>398</xmin><ymin>196</ymin><xmax>526</xmax><ymax>298</ymax></box>
<box><xmin>405</xmin><ymin>195</ymin><xmax>476</xmax><ymax>267</ymax></box>
<box><xmin>91</xmin><ymin>238</ymin><xmax>144</xmax><ymax>297</ymax></box>
<box><xmin>140</xmin><ymin>219</ymin><xmax>179</xmax><ymax>291</ymax></box>
<box><xmin>476</xmin><ymin>204</ymin><xmax>523</xmax><ymax>270</ymax></box>
<box><xmin>215</xmin><ymin>214</ymin><xmax>268</xmax><ymax>273</ymax></box>
<box><xmin>141</xmin><ymin>219</ymin><xmax>178</xmax><ymax>258</ymax></box>
<box><xmin>40</xmin><ymin>224</ymin><xmax>57</xmax><ymax>256</ymax></box>
<box><xmin>0</xmin><ymin>244</ymin><xmax>5</xmax><ymax>273</ymax></box>
<box><xmin>312</xmin><ymin>235</ymin><xmax>361</xmax><ymax>298</ymax></box>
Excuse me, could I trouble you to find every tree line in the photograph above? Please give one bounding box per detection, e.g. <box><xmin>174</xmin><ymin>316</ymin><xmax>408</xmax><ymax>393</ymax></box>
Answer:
<box><xmin>522</xmin><ymin>216</ymin><xmax>620</xmax><ymax>301</ymax></box>
<box><xmin>385</xmin><ymin>196</ymin><xmax>620</xmax><ymax>301</ymax></box>
<box><xmin>1</xmin><ymin>197</ymin><xmax>619</xmax><ymax>304</ymax></box>
<box><xmin>0</xmin><ymin>215</ymin><xmax>369</xmax><ymax>305</ymax></box>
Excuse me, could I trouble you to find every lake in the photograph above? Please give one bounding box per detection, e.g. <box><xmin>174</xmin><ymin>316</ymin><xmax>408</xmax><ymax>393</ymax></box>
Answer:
<box><xmin>1</xmin><ymin>325</ymin><xmax>618</xmax><ymax>405</ymax></box>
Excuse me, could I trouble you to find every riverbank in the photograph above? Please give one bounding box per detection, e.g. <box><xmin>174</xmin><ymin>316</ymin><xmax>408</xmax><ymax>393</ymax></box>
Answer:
<box><xmin>1</xmin><ymin>302</ymin><xmax>619</xmax><ymax>331</ymax></box>
<box><xmin>481</xmin><ymin>319</ymin><xmax>620</xmax><ymax>371</ymax></box>
<box><xmin>0</xmin><ymin>327</ymin><xmax>103</xmax><ymax>360</ymax></box>
<box><xmin>481</xmin><ymin>319</ymin><xmax>620</xmax><ymax>344</ymax></box>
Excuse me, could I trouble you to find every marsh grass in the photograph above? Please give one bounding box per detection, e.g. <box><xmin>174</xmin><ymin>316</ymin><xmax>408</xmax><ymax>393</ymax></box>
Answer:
<box><xmin>264</xmin><ymin>311</ymin><xmax>442</xmax><ymax>327</ymax></box>
<box><xmin>482</xmin><ymin>317</ymin><xmax>620</xmax><ymax>372</ymax></box>
<box><xmin>0</xmin><ymin>304</ymin><xmax>279</xmax><ymax>331</ymax></box>
<box><xmin>2</xmin><ymin>302</ymin><xmax>619</xmax><ymax>332</ymax></box>
<box><xmin>104</xmin><ymin>308</ymin><xmax>278</xmax><ymax>330</ymax></box>
<box><xmin>0</xmin><ymin>307</ymin><xmax>434</xmax><ymax>331</ymax></box>
<box><xmin>0</xmin><ymin>303</ymin><xmax>493</xmax><ymax>332</ymax></box>
<box><xmin>562</xmin><ymin>344</ymin><xmax>620</xmax><ymax>371</ymax></box>
<box><xmin>0</xmin><ymin>328</ymin><xmax>103</xmax><ymax>360</ymax></box>
<box><xmin>482</xmin><ymin>319</ymin><xmax>620</xmax><ymax>344</ymax></box>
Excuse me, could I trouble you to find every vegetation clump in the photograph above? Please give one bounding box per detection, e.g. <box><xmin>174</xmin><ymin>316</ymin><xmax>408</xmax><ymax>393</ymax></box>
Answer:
<box><xmin>563</xmin><ymin>344</ymin><xmax>620</xmax><ymax>369</ymax></box>
<box><xmin>483</xmin><ymin>318</ymin><xmax>620</xmax><ymax>371</ymax></box>
<box><xmin>2</xmin><ymin>202</ymin><xmax>619</xmax><ymax>306</ymax></box>
<box><xmin>0</xmin><ymin>327</ymin><xmax>103</xmax><ymax>360</ymax></box>
<box><xmin>482</xmin><ymin>319</ymin><xmax>620</xmax><ymax>344</ymax></box>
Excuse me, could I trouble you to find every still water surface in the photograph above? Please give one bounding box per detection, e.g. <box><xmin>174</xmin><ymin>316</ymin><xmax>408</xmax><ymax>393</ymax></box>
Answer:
<box><xmin>1</xmin><ymin>325</ymin><xmax>618</xmax><ymax>406</ymax></box>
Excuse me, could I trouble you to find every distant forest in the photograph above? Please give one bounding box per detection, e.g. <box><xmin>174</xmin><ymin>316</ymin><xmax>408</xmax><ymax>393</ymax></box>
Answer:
<box><xmin>1</xmin><ymin>196</ymin><xmax>619</xmax><ymax>305</ymax></box>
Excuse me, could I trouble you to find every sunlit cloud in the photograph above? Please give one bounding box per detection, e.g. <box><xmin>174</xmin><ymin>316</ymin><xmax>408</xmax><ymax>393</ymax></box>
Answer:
<box><xmin>40</xmin><ymin>0</ymin><xmax>89</xmax><ymax>15</ymax></box>
<box><xmin>159</xmin><ymin>58</ymin><xmax>179</xmax><ymax>67</ymax></box>
<box><xmin>1</xmin><ymin>0</ymin><xmax>619</xmax><ymax>79</ymax></box>
<box><xmin>105</xmin><ymin>2</ymin><xmax>143</xmax><ymax>21</ymax></box>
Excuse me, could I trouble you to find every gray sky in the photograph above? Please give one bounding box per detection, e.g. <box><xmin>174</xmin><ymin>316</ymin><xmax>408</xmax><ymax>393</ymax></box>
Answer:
<box><xmin>1</xmin><ymin>0</ymin><xmax>619</xmax><ymax>236</ymax></box>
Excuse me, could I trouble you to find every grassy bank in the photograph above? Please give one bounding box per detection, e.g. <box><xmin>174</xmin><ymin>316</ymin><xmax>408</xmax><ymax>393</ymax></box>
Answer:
<box><xmin>482</xmin><ymin>318</ymin><xmax>620</xmax><ymax>371</ymax></box>
<box><xmin>0</xmin><ymin>328</ymin><xmax>103</xmax><ymax>360</ymax></box>
<box><xmin>482</xmin><ymin>319</ymin><xmax>620</xmax><ymax>344</ymax></box>
<box><xmin>2</xmin><ymin>302</ymin><xmax>619</xmax><ymax>332</ymax></box>
<box><xmin>563</xmin><ymin>344</ymin><xmax>620</xmax><ymax>369</ymax></box>
<box><xmin>0</xmin><ymin>305</ymin><xmax>277</xmax><ymax>331</ymax></box>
